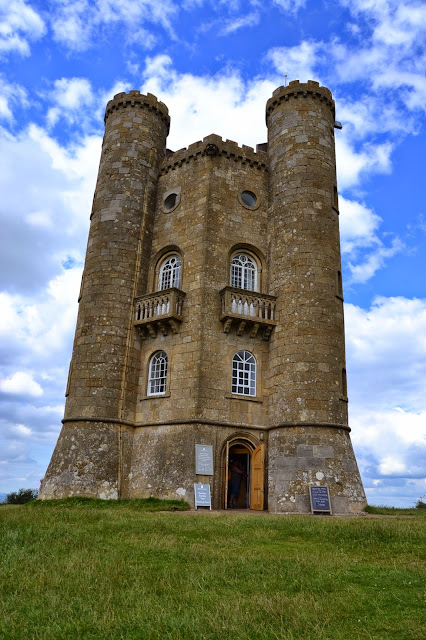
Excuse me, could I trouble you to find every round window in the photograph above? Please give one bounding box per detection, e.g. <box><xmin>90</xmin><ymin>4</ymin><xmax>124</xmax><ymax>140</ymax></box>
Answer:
<box><xmin>240</xmin><ymin>190</ymin><xmax>257</xmax><ymax>207</ymax></box>
<box><xmin>164</xmin><ymin>192</ymin><xmax>179</xmax><ymax>211</ymax></box>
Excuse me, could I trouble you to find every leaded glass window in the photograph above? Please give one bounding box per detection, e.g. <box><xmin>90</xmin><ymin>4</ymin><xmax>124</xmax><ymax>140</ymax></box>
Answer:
<box><xmin>230</xmin><ymin>253</ymin><xmax>257</xmax><ymax>291</ymax></box>
<box><xmin>148</xmin><ymin>351</ymin><xmax>168</xmax><ymax>396</ymax></box>
<box><xmin>158</xmin><ymin>255</ymin><xmax>182</xmax><ymax>290</ymax></box>
<box><xmin>232</xmin><ymin>350</ymin><xmax>256</xmax><ymax>397</ymax></box>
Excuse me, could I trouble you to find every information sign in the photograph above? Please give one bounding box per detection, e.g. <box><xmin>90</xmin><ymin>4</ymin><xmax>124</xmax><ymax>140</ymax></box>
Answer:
<box><xmin>195</xmin><ymin>444</ymin><xmax>214</xmax><ymax>475</ymax></box>
<box><xmin>194</xmin><ymin>483</ymin><xmax>212</xmax><ymax>510</ymax></box>
<box><xmin>309</xmin><ymin>486</ymin><xmax>332</xmax><ymax>514</ymax></box>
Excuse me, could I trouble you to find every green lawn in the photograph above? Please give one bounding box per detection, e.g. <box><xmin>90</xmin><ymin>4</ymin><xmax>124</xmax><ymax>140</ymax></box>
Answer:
<box><xmin>1</xmin><ymin>504</ymin><xmax>425</xmax><ymax>640</ymax></box>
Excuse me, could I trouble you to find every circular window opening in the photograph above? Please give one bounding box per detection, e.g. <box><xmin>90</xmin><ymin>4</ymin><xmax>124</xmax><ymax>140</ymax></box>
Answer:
<box><xmin>241</xmin><ymin>190</ymin><xmax>257</xmax><ymax>207</ymax></box>
<box><xmin>164</xmin><ymin>193</ymin><xmax>178</xmax><ymax>211</ymax></box>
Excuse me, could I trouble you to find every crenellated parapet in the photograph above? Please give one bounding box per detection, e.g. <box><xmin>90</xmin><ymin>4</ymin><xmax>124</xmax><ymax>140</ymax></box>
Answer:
<box><xmin>266</xmin><ymin>80</ymin><xmax>334</xmax><ymax>124</ymax></box>
<box><xmin>160</xmin><ymin>133</ymin><xmax>268</xmax><ymax>175</ymax></box>
<box><xmin>105</xmin><ymin>90</ymin><xmax>170</xmax><ymax>133</ymax></box>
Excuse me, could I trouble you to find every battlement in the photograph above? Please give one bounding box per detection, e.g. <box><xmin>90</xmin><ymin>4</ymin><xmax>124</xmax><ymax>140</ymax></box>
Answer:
<box><xmin>160</xmin><ymin>133</ymin><xmax>268</xmax><ymax>175</ymax></box>
<box><xmin>266</xmin><ymin>80</ymin><xmax>335</xmax><ymax>124</ymax></box>
<box><xmin>105</xmin><ymin>90</ymin><xmax>170</xmax><ymax>132</ymax></box>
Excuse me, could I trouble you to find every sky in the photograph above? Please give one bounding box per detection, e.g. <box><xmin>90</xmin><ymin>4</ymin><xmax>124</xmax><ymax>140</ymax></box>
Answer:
<box><xmin>0</xmin><ymin>0</ymin><xmax>425</xmax><ymax>507</ymax></box>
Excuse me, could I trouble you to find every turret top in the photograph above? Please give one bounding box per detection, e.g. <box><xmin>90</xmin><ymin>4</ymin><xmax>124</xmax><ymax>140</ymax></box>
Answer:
<box><xmin>266</xmin><ymin>80</ymin><xmax>335</xmax><ymax>124</ymax></box>
<box><xmin>104</xmin><ymin>90</ymin><xmax>170</xmax><ymax>131</ymax></box>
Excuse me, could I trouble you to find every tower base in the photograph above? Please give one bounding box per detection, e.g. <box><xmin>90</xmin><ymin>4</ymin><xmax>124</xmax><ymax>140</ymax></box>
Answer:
<box><xmin>41</xmin><ymin>421</ymin><xmax>366</xmax><ymax>514</ymax></box>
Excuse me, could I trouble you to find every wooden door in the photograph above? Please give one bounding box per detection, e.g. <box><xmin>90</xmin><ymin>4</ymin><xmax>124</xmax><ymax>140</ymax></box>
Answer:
<box><xmin>224</xmin><ymin>440</ymin><xmax>230</xmax><ymax>509</ymax></box>
<box><xmin>250</xmin><ymin>444</ymin><xmax>265</xmax><ymax>510</ymax></box>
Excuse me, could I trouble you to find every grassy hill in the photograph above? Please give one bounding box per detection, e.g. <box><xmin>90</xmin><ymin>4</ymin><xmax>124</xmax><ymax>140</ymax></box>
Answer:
<box><xmin>1</xmin><ymin>502</ymin><xmax>424</xmax><ymax>640</ymax></box>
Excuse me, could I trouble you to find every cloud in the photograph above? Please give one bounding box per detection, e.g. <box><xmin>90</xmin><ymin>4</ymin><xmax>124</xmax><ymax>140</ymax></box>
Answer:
<box><xmin>347</xmin><ymin>238</ymin><xmax>403</xmax><ymax>284</ymax></box>
<box><xmin>0</xmin><ymin>123</ymin><xmax>100</xmax><ymax>293</ymax></box>
<box><xmin>345</xmin><ymin>296</ymin><xmax>426</xmax><ymax>411</ymax></box>
<box><xmin>0</xmin><ymin>268</ymin><xmax>81</xmax><ymax>361</ymax></box>
<box><xmin>49</xmin><ymin>0</ymin><xmax>177</xmax><ymax>51</ymax></box>
<box><xmin>0</xmin><ymin>267</ymin><xmax>81</xmax><ymax>487</ymax></box>
<box><xmin>346</xmin><ymin>295</ymin><xmax>426</xmax><ymax>505</ymax></box>
<box><xmin>272</xmin><ymin>0</ymin><xmax>307</xmax><ymax>12</ymax></box>
<box><xmin>141</xmin><ymin>55</ymin><xmax>277</xmax><ymax>150</ymax></box>
<box><xmin>0</xmin><ymin>0</ymin><xmax>45</xmax><ymax>56</ymax></box>
<box><xmin>0</xmin><ymin>372</ymin><xmax>43</xmax><ymax>397</ymax></box>
<box><xmin>335</xmin><ymin>132</ymin><xmax>394</xmax><ymax>191</ymax></box>
<box><xmin>333</xmin><ymin>0</ymin><xmax>426</xmax><ymax>113</ymax></box>
<box><xmin>339</xmin><ymin>197</ymin><xmax>382</xmax><ymax>253</ymax></box>
<box><xmin>339</xmin><ymin>196</ymin><xmax>404</xmax><ymax>283</ymax></box>
<box><xmin>267</xmin><ymin>41</ymin><xmax>321</xmax><ymax>84</ymax></box>
<box><xmin>219</xmin><ymin>11</ymin><xmax>260</xmax><ymax>35</ymax></box>
<box><xmin>0</xmin><ymin>76</ymin><xmax>28</xmax><ymax>121</ymax></box>
<box><xmin>47</xmin><ymin>77</ymin><xmax>94</xmax><ymax>127</ymax></box>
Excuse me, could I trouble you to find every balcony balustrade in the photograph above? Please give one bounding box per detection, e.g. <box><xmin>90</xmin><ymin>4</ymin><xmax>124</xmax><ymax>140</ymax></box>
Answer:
<box><xmin>220</xmin><ymin>286</ymin><xmax>277</xmax><ymax>340</ymax></box>
<box><xmin>134</xmin><ymin>288</ymin><xmax>185</xmax><ymax>338</ymax></box>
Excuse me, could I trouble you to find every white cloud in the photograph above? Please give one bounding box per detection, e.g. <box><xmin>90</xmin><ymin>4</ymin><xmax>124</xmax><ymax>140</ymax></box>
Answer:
<box><xmin>0</xmin><ymin>0</ymin><xmax>45</xmax><ymax>56</ymax></box>
<box><xmin>346</xmin><ymin>296</ymin><xmax>426</xmax><ymax>503</ymax></box>
<box><xmin>219</xmin><ymin>11</ymin><xmax>260</xmax><ymax>35</ymax></box>
<box><xmin>15</xmin><ymin>424</ymin><xmax>32</xmax><ymax>436</ymax></box>
<box><xmin>336</xmin><ymin>136</ymin><xmax>394</xmax><ymax>190</ymax></box>
<box><xmin>345</xmin><ymin>296</ymin><xmax>426</xmax><ymax>410</ymax></box>
<box><xmin>347</xmin><ymin>238</ymin><xmax>403</xmax><ymax>284</ymax></box>
<box><xmin>141</xmin><ymin>55</ymin><xmax>276</xmax><ymax>150</ymax></box>
<box><xmin>339</xmin><ymin>196</ymin><xmax>403</xmax><ymax>283</ymax></box>
<box><xmin>0</xmin><ymin>76</ymin><xmax>28</xmax><ymax>121</ymax></box>
<box><xmin>0</xmin><ymin>372</ymin><xmax>43</xmax><ymax>397</ymax></box>
<box><xmin>267</xmin><ymin>41</ymin><xmax>321</xmax><ymax>84</ymax></box>
<box><xmin>52</xmin><ymin>77</ymin><xmax>93</xmax><ymax>110</ymax></box>
<box><xmin>50</xmin><ymin>0</ymin><xmax>177</xmax><ymax>51</ymax></box>
<box><xmin>0</xmin><ymin>123</ymin><xmax>100</xmax><ymax>293</ymax></box>
<box><xmin>272</xmin><ymin>0</ymin><xmax>307</xmax><ymax>12</ymax></box>
<box><xmin>0</xmin><ymin>267</ymin><xmax>81</xmax><ymax>358</ymax></box>
<box><xmin>339</xmin><ymin>197</ymin><xmax>382</xmax><ymax>253</ymax></box>
<box><xmin>333</xmin><ymin>0</ymin><xmax>426</xmax><ymax>114</ymax></box>
<box><xmin>47</xmin><ymin>77</ymin><xmax>93</xmax><ymax>127</ymax></box>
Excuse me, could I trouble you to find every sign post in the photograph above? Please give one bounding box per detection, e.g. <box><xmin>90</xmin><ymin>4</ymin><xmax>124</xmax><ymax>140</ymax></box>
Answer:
<box><xmin>194</xmin><ymin>483</ymin><xmax>212</xmax><ymax>510</ymax></box>
<box><xmin>309</xmin><ymin>486</ymin><xmax>332</xmax><ymax>515</ymax></box>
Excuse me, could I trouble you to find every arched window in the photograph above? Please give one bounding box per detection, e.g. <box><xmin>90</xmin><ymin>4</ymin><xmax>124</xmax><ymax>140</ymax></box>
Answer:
<box><xmin>232</xmin><ymin>350</ymin><xmax>256</xmax><ymax>397</ymax></box>
<box><xmin>158</xmin><ymin>255</ymin><xmax>181</xmax><ymax>291</ymax></box>
<box><xmin>230</xmin><ymin>253</ymin><xmax>257</xmax><ymax>291</ymax></box>
<box><xmin>147</xmin><ymin>351</ymin><xmax>168</xmax><ymax>396</ymax></box>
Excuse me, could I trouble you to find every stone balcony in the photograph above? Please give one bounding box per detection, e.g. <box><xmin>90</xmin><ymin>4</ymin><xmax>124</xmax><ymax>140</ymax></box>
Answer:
<box><xmin>220</xmin><ymin>286</ymin><xmax>277</xmax><ymax>340</ymax></box>
<box><xmin>134</xmin><ymin>288</ymin><xmax>186</xmax><ymax>338</ymax></box>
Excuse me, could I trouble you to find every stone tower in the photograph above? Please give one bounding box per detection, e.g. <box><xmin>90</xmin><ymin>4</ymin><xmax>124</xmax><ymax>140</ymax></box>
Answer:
<box><xmin>41</xmin><ymin>80</ymin><xmax>366</xmax><ymax>513</ymax></box>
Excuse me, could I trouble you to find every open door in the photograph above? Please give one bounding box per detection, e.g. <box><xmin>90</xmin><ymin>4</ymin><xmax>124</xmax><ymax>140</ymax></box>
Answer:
<box><xmin>250</xmin><ymin>444</ymin><xmax>264</xmax><ymax>510</ymax></box>
<box><xmin>224</xmin><ymin>440</ymin><xmax>230</xmax><ymax>509</ymax></box>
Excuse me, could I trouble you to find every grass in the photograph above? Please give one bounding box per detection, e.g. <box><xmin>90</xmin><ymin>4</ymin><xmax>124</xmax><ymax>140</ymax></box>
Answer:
<box><xmin>1</xmin><ymin>506</ymin><xmax>425</xmax><ymax>640</ymax></box>
<box><xmin>24</xmin><ymin>496</ymin><xmax>191</xmax><ymax>511</ymax></box>
<box><xmin>364</xmin><ymin>504</ymin><xmax>425</xmax><ymax>516</ymax></box>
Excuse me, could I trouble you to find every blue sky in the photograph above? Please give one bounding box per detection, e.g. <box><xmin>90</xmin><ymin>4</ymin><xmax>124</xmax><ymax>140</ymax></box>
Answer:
<box><xmin>0</xmin><ymin>0</ymin><xmax>425</xmax><ymax>506</ymax></box>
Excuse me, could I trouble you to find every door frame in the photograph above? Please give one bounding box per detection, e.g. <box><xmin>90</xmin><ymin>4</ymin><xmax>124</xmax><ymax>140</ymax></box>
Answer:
<box><xmin>222</xmin><ymin>433</ymin><xmax>265</xmax><ymax>510</ymax></box>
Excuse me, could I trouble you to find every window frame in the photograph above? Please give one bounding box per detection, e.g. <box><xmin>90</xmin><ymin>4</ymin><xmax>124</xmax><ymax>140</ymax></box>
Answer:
<box><xmin>158</xmin><ymin>254</ymin><xmax>182</xmax><ymax>291</ymax></box>
<box><xmin>230</xmin><ymin>252</ymin><xmax>258</xmax><ymax>292</ymax></box>
<box><xmin>231</xmin><ymin>350</ymin><xmax>256</xmax><ymax>397</ymax></box>
<box><xmin>147</xmin><ymin>350</ymin><xmax>168</xmax><ymax>396</ymax></box>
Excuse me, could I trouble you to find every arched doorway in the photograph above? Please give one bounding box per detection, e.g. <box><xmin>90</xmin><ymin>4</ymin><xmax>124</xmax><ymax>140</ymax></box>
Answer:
<box><xmin>223</xmin><ymin>436</ymin><xmax>265</xmax><ymax>510</ymax></box>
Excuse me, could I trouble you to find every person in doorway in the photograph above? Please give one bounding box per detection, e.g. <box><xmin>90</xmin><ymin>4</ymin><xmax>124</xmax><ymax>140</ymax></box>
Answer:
<box><xmin>229</xmin><ymin>460</ymin><xmax>244</xmax><ymax>508</ymax></box>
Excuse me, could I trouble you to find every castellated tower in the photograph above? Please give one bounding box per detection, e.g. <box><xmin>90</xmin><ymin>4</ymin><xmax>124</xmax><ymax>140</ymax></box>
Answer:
<box><xmin>41</xmin><ymin>81</ymin><xmax>366</xmax><ymax>513</ymax></box>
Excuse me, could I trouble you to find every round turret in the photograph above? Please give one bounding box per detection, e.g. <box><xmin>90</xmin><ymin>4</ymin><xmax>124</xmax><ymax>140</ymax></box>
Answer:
<box><xmin>265</xmin><ymin>81</ymin><xmax>365</xmax><ymax>513</ymax></box>
<box><xmin>40</xmin><ymin>91</ymin><xmax>169</xmax><ymax>499</ymax></box>
<box><xmin>266</xmin><ymin>80</ymin><xmax>345</xmax><ymax>426</ymax></box>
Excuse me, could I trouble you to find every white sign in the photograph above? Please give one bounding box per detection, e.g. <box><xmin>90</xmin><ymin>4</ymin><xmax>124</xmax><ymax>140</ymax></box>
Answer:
<box><xmin>195</xmin><ymin>444</ymin><xmax>214</xmax><ymax>475</ymax></box>
<box><xmin>194</xmin><ymin>483</ymin><xmax>212</xmax><ymax>510</ymax></box>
